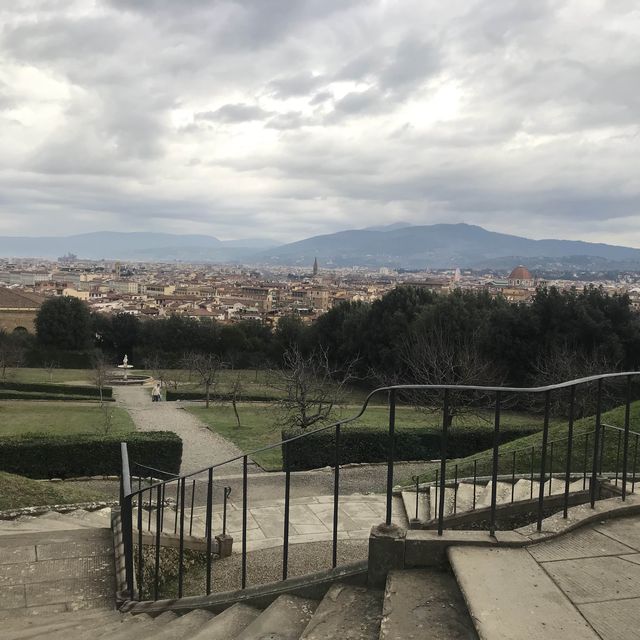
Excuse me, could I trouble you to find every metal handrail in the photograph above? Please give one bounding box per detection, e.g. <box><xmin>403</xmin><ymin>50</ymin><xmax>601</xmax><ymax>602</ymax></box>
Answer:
<box><xmin>127</xmin><ymin>370</ymin><xmax>640</xmax><ymax>495</ymax></box>
<box><xmin>120</xmin><ymin>370</ymin><xmax>640</xmax><ymax>602</ymax></box>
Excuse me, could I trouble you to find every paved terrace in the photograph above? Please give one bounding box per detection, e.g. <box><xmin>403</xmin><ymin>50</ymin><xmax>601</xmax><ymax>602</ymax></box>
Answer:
<box><xmin>452</xmin><ymin>512</ymin><xmax>640</xmax><ymax>640</ymax></box>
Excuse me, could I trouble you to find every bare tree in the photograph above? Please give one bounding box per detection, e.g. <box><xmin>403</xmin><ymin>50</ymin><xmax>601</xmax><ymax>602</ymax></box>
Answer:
<box><xmin>0</xmin><ymin>332</ymin><xmax>25</xmax><ymax>382</ymax></box>
<box><xmin>143</xmin><ymin>352</ymin><xmax>169</xmax><ymax>390</ymax></box>
<box><xmin>228</xmin><ymin>373</ymin><xmax>244</xmax><ymax>428</ymax></box>
<box><xmin>44</xmin><ymin>360</ymin><xmax>59</xmax><ymax>383</ymax></box>
<box><xmin>270</xmin><ymin>346</ymin><xmax>357</xmax><ymax>431</ymax></box>
<box><xmin>183</xmin><ymin>352</ymin><xmax>222</xmax><ymax>408</ymax></box>
<box><xmin>395</xmin><ymin>325</ymin><xmax>499</xmax><ymax>428</ymax></box>
<box><xmin>532</xmin><ymin>345</ymin><xmax>620</xmax><ymax>419</ymax></box>
<box><xmin>98</xmin><ymin>403</ymin><xmax>115</xmax><ymax>434</ymax></box>
<box><xmin>91</xmin><ymin>353</ymin><xmax>109</xmax><ymax>407</ymax></box>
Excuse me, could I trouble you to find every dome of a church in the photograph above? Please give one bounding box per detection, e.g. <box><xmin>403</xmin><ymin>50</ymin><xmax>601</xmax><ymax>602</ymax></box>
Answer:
<box><xmin>509</xmin><ymin>265</ymin><xmax>533</xmax><ymax>281</ymax></box>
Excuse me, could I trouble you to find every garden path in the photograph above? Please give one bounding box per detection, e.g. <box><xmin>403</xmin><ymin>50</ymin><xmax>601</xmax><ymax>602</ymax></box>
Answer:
<box><xmin>113</xmin><ymin>386</ymin><xmax>260</xmax><ymax>476</ymax></box>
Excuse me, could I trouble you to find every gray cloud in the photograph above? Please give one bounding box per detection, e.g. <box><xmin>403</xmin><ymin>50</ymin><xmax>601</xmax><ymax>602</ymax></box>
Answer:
<box><xmin>0</xmin><ymin>0</ymin><xmax>639</xmax><ymax>247</ymax></box>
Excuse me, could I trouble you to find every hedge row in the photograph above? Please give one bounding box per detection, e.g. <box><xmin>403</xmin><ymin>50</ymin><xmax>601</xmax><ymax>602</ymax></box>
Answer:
<box><xmin>0</xmin><ymin>431</ymin><xmax>182</xmax><ymax>479</ymax></box>
<box><xmin>0</xmin><ymin>381</ymin><xmax>113</xmax><ymax>398</ymax></box>
<box><xmin>0</xmin><ymin>390</ymin><xmax>115</xmax><ymax>402</ymax></box>
<box><xmin>166</xmin><ymin>390</ymin><xmax>278</xmax><ymax>402</ymax></box>
<box><xmin>281</xmin><ymin>425</ymin><xmax>540</xmax><ymax>472</ymax></box>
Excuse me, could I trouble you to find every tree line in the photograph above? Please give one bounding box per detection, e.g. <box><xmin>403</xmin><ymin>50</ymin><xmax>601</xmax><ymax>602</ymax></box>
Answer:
<box><xmin>3</xmin><ymin>285</ymin><xmax>639</xmax><ymax>391</ymax></box>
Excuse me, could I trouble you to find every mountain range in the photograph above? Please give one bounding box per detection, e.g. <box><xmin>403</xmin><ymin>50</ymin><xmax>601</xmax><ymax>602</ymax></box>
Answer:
<box><xmin>1</xmin><ymin>224</ymin><xmax>639</xmax><ymax>270</ymax></box>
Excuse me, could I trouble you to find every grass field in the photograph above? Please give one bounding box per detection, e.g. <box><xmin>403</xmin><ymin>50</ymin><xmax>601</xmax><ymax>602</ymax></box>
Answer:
<box><xmin>0</xmin><ymin>401</ymin><xmax>135</xmax><ymax>437</ymax></box>
<box><xmin>2</xmin><ymin>367</ymin><xmax>94</xmax><ymax>385</ymax></box>
<box><xmin>0</xmin><ymin>472</ymin><xmax>108</xmax><ymax>510</ymax></box>
<box><xmin>405</xmin><ymin>400</ymin><xmax>640</xmax><ymax>486</ymax></box>
<box><xmin>188</xmin><ymin>403</ymin><xmax>541</xmax><ymax>471</ymax></box>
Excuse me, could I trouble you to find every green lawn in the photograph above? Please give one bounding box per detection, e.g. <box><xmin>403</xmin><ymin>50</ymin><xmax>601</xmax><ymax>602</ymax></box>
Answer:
<box><xmin>408</xmin><ymin>400</ymin><xmax>640</xmax><ymax>486</ymax></box>
<box><xmin>0</xmin><ymin>471</ymin><xmax>108</xmax><ymax>510</ymax></box>
<box><xmin>0</xmin><ymin>401</ymin><xmax>135</xmax><ymax>437</ymax></box>
<box><xmin>188</xmin><ymin>403</ymin><xmax>540</xmax><ymax>471</ymax></box>
<box><xmin>2</xmin><ymin>367</ymin><xmax>94</xmax><ymax>385</ymax></box>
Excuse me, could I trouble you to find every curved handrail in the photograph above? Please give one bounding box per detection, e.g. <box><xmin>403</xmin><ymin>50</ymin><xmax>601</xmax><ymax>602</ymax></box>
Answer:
<box><xmin>126</xmin><ymin>370</ymin><xmax>638</xmax><ymax>497</ymax></box>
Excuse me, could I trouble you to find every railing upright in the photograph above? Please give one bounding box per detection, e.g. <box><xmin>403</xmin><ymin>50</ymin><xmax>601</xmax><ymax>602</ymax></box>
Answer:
<box><xmin>153</xmin><ymin>485</ymin><xmax>161</xmax><ymax>601</ymax></box>
<box><xmin>591</xmin><ymin>379</ymin><xmax>604</xmax><ymax>508</ymax></box>
<box><xmin>332</xmin><ymin>424</ymin><xmax>341</xmax><ymax>568</ymax></box>
<box><xmin>437</xmin><ymin>389</ymin><xmax>450</xmax><ymax>536</ymax></box>
<box><xmin>622</xmin><ymin>375</ymin><xmax>632</xmax><ymax>500</ymax></box>
<box><xmin>563</xmin><ymin>385</ymin><xmax>576</xmax><ymax>517</ymax></box>
<box><xmin>205</xmin><ymin>468</ymin><xmax>213</xmax><ymax>595</ymax></box>
<box><xmin>178</xmin><ymin>478</ymin><xmax>186</xmax><ymax>598</ymax></box>
<box><xmin>536</xmin><ymin>390</ymin><xmax>551</xmax><ymax>532</ymax></box>
<box><xmin>283</xmin><ymin>442</ymin><xmax>291</xmax><ymax>581</ymax></box>
<box><xmin>241</xmin><ymin>455</ymin><xmax>248</xmax><ymax>590</ymax></box>
<box><xmin>490</xmin><ymin>391</ymin><xmax>501</xmax><ymax>536</ymax></box>
<box><xmin>386</xmin><ymin>389</ymin><xmax>396</xmax><ymax>526</ymax></box>
<box><xmin>119</xmin><ymin>443</ymin><xmax>135</xmax><ymax>600</ymax></box>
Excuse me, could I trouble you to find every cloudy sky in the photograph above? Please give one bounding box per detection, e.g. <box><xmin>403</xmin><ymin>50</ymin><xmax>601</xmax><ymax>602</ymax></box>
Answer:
<box><xmin>1</xmin><ymin>0</ymin><xmax>639</xmax><ymax>246</ymax></box>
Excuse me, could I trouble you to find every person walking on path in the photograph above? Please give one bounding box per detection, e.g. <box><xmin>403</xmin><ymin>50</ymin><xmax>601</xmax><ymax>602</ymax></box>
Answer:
<box><xmin>151</xmin><ymin>382</ymin><xmax>162</xmax><ymax>402</ymax></box>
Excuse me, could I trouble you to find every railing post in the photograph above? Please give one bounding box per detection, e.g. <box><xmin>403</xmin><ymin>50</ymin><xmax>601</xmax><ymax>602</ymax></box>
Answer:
<box><xmin>241</xmin><ymin>455</ymin><xmax>248</xmax><ymax>590</ymax></box>
<box><xmin>332</xmin><ymin>424</ymin><xmax>341</xmax><ymax>568</ymax></box>
<box><xmin>385</xmin><ymin>389</ymin><xmax>396</xmax><ymax>526</ymax></box>
<box><xmin>622</xmin><ymin>375</ymin><xmax>632</xmax><ymax>500</ymax></box>
<box><xmin>490</xmin><ymin>391</ymin><xmax>501</xmax><ymax>537</ymax></box>
<box><xmin>119</xmin><ymin>443</ymin><xmax>134</xmax><ymax>600</ymax></box>
<box><xmin>283</xmin><ymin>442</ymin><xmax>291</xmax><ymax>581</ymax></box>
<box><xmin>590</xmin><ymin>379</ymin><xmax>604</xmax><ymax>508</ymax></box>
<box><xmin>178</xmin><ymin>478</ymin><xmax>186</xmax><ymax>598</ymax></box>
<box><xmin>536</xmin><ymin>390</ymin><xmax>551</xmax><ymax>532</ymax></box>
<box><xmin>205</xmin><ymin>468</ymin><xmax>213</xmax><ymax>595</ymax></box>
<box><xmin>563</xmin><ymin>385</ymin><xmax>576</xmax><ymax>518</ymax></box>
<box><xmin>437</xmin><ymin>389</ymin><xmax>450</xmax><ymax>536</ymax></box>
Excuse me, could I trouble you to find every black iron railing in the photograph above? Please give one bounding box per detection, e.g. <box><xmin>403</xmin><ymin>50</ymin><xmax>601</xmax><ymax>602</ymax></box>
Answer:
<box><xmin>119</xmin><ymin>371</ymin><xmax>640</xmax><ymax>602</ymax></box>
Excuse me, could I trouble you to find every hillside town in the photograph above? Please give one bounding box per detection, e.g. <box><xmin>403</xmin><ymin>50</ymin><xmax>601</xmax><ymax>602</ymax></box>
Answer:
<box><xmin>1</xmin><ymin>256</ymin><xmax>640</xmax><ymax>334</ymax></box>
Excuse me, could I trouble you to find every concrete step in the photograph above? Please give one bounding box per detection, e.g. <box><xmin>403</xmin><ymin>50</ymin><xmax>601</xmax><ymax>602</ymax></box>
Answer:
<box><xmin>380</xmin><ymin>568</ymin><xmax>477</xmax><ymax>640</ymax></box>
<box><xmin>148</xmin><ymin>609</ymin><xmax>214</xmax><ymax>640</ymax></box>
<box><xmin>4</xmin><ymin>611</ymin><xmax>120</xmax><ymax>640</ymax></box>
<box><xmin>401</xmin><ymin>490</ymin><xmax>428</xmax><ymax>523</ymax></box>
<box><xmin>513</xmin><ymin>478</ymin><xmax>535</xmax><ymax>501</ymax></box>
<box><xmin>299</xmin><ymin>583</ymin><xmax>382</xmax><ymax>640</ymax></box>
<box><xmin>448</xmin><ymin>546</ymin><xmax>600</xmax><ymax>639</ymax></box>
<box><xmin>455</xmin><ymin>482</ymin><xmax>476</xmax><ymax>513</ymax></box>
<box><xmin>189</xmin><ymin>603</ymin><xmax>260</xmax><ymax>640</ymax></box>
<box><xmin>235</xmin><ymin>595</ymin><xmax>317</xmax><ymax>640</ymax></box>
<box><xmin>542</xmin><ymin>477</ymin><xmax>566</xmax><ymax>496</ymax></box>
<box><xmin>97</xmin><ymin>613</ymin><xmax>156</xmax><ymax>640</ymax></box>
<box><xmin>477</xmin><ymin>481</ymin><xmax>513</xmax><ymax>508</ymax></box>
<box><xmin>429</xmin><ymin>487</ymin><xmax>456</xmax><ymax>520</ymax></box>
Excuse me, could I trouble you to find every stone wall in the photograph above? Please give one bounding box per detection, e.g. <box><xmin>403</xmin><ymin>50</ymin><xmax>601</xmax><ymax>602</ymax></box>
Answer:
<box><xmin>0</xmin><ymin>309</ymin><xmax>38</xmax><ymax>333</ymax></box>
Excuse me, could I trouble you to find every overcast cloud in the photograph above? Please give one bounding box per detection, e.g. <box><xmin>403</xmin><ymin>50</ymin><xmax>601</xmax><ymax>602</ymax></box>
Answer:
<box><xmin>0</xmin><ymin>0</ymin><xmax>639</xmax><ymax>246</ymax></box>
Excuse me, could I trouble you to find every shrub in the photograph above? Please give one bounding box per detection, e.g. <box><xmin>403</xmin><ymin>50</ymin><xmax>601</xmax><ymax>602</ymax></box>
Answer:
<box><xmin>281</xmin><ymin>425</ymin><xmax>539</xmax><ymax>472</ymax></box>
<box><xmin>166</xmin><ymin>390</ymin><xmax>278</xmax><ymax>402</ymax></box>
<box><xmin>0</xmin><ymin>431</ymin><xmax>182</xmax><ymax>479</ymax></box>
<box><xmin>0</xmin><ymin>381</ymin><xmax>112</xmax><ymax>398</ymax></box>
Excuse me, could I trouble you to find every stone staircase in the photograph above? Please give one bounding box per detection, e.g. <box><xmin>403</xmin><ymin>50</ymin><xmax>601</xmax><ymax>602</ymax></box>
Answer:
<box><xmin>4</xmin><ymin>569</ymin><xmax>476</xmax><ymax>640</ymax></box>
<box><xmin>0</xmin><ymin>507</ymin><xmax>112</xmax><ymax>536</ymax></box>
<box><xmin>401</xmin><ymin>476</ymin><xmax>590</xmax><ymax>524</ymax></box>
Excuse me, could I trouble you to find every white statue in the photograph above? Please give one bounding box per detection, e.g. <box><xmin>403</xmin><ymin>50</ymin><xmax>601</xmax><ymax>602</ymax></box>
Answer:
<box><xmin>123</xmin><ymin>354</ymin><xmax>128</xmax><ymax>366</ymax></box>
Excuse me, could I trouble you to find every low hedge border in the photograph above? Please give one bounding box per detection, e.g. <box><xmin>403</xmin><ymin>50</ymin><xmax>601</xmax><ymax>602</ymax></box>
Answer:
<box><xmin>0</xmin><ymin>381</ymin><xmax>113</xmax><ymax>398</ymax></box>
<box><xmin>282</xmin><ymin>425</ymin><xmax>539</xmax><ymax>472</ymax></box>
<box><xmin>166</xmin><ymin>390</ymin><xmax>279</xmax><ymax>402</ymax></box>
<box><xmin>0</xmin><ymin>431</ymin><xmax>182</xmax><ymax>479</ymax></box>
<box><xmin>0</xmin><ymin>391</ymin><xmax>115</xmax><ymax>402</ymax></box>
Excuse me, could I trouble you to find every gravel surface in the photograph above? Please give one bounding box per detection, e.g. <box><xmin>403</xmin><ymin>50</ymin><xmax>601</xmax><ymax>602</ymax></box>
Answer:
<box><xmin>114</xmin><ymin>386</ymin><xmax>261</xmax><ymax>475</ymax></box>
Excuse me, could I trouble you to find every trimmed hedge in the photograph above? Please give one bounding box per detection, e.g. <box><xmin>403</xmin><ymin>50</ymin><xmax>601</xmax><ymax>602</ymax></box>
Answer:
<box><xmin>282</xmin><ymin>425</ymin><xmax>540</xmax><ymax>472</ymax></box>
<box><xmin>0</xmin><ymin>390</ymin><xmax>115</xmax><ymax>402</ymax></box>
<box><xmin>166</xmin><ymin>390</ymin><xmax>279</xmax><ymax>402</ymax></box>
<box><xmin>0</xmin><ymin>381</ymin><xmax>112</xmax><ymax>398</ymax></box>
<box><xmin>0</xmin><ymin>431</ymin><xmax>182</xmax><ymax>479</ymax></box>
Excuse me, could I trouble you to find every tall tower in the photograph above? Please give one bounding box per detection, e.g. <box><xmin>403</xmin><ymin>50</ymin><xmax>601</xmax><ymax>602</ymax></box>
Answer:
<box><xmin>313</xmin><ymin>257</ymin><xmax>318</xmax><ymax>276</ymax></box>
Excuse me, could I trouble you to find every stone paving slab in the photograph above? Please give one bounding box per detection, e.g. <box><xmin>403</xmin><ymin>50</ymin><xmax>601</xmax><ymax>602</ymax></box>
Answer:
<box><xmin>578</xmin><ymin>597</ymin><xmax>640</xmax><ymax>640</ymax></box>
<box><xmin>594</xmin><ymin>517</ymin><xmax>640</xmax><ymax>551</ymax></box>
<box><xmin>0</xmin><ymin>528</ymin><xmax>116</xmax><ymax>617</ymax></box>
<box><xmin>528</xmin><ymin>527</ymin><xmax>636</xmax><ymax>562</ymax></box>
<box><xmin>541</xmin><ymin>555</ymin><xmax>640</xmax><ymax>604</ymax></box>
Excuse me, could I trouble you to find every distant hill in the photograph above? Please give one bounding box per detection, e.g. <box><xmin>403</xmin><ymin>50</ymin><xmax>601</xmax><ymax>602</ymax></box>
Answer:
<box><xmin>0</xmin><ymin>232</ymin><xmax>278</xmax><ymax>262</ymax></box>
<box><xmin>254</xmin><ymin>223</ymin><xmax>640</xmax><ymax>269</ymax></box>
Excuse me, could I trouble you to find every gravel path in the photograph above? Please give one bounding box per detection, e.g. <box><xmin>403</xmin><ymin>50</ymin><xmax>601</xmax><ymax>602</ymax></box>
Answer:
<box><xmin>113</xmin><ymin>386</ymin><xmax>260</xmax><ymax>475</ymax></box>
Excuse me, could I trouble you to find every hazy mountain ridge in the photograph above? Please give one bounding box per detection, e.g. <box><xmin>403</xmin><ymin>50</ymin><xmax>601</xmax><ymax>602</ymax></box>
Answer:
<box><xmin>256</xmin><ymin>223</ymin><xmax>640</xmax><ymax>269</ymax></box>
<box><xmin>0</xmin><ymin>224</ymin><xmax>639</xmax><ymax>269</ymax></box>
<box><xmin>0</xmin><ymin>232</ymin><xmax>277</xmax><ymax>261</ymax></box>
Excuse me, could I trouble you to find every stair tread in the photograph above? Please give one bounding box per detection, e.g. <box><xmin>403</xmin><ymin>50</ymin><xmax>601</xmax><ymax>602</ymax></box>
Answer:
<box><xmin>147</xmin><ymin>609</ymin><xmax>213</xmax><ymax>640</ymax></box>
<box><xmin>4</xmin><ymin>611</ymin><xmax>120</xmax><ymax>640</ymax></box>
<box><xmin>189</xmin><ymin>603</ymin><xmax>259</xmax><ymax>640</ymax></box>
<box><xmin>380</xmin><ymin>568</ymin><xmax>477</xmax><ymax>640</ymax></box>
<box><xmin>300</xmin><ymin>583</ymin><xmax>383</xmax><ymax>640</ymax></box>
<box><xmin>449</xmin><ymin>546</ymin><xmax>600</xmax><ymax>639</ymax></box>
<box><xmin>236</xmin><ymin>595</ymin><xmax>317</xmax><ymax>640</ymax></box>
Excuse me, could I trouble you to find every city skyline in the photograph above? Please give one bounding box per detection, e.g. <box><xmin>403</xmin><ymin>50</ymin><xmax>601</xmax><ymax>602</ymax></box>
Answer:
<box><xmin>1</xmin><ymin>1</ymin><xmax>639</xmax><ymax>247</ymax></box>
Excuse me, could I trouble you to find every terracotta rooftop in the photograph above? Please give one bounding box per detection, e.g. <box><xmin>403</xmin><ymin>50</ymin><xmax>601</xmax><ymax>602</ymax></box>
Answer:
<box><xmin>0</xmin><ymin>287</ymin><xmax>46</xmax><ymax>309</ymax></box>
